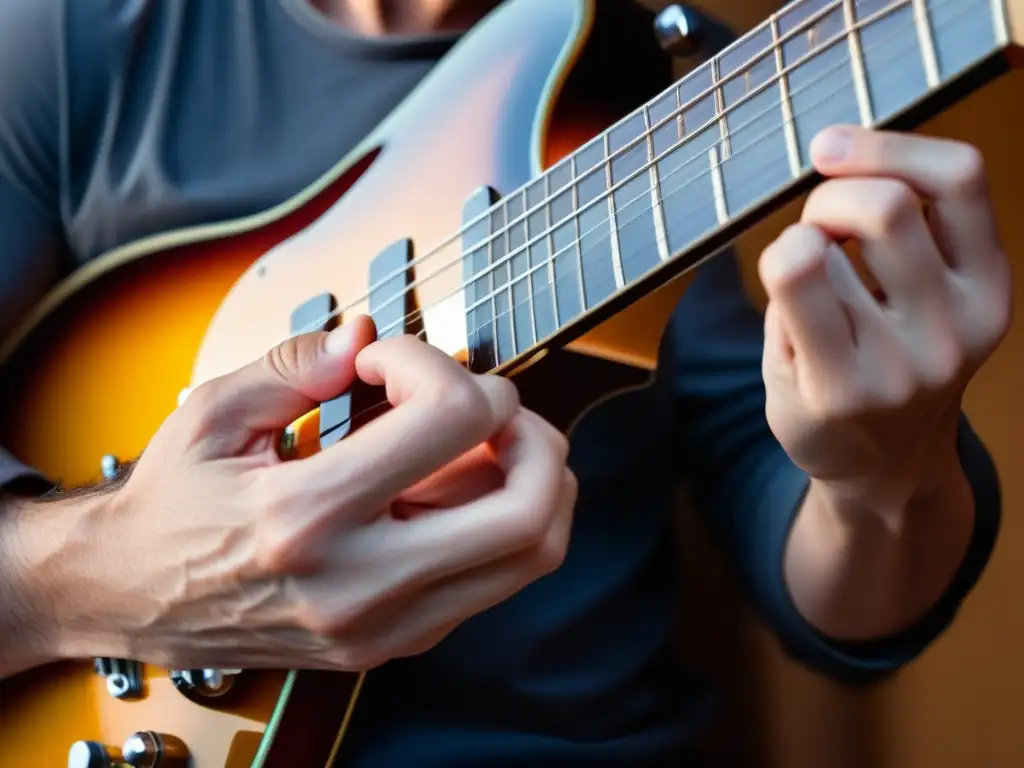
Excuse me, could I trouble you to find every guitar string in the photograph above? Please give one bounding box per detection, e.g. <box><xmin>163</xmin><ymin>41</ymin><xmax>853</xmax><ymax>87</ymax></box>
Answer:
<box><xmin>291</xmin><ymin>0</ymin><xmax>910</xmax><ymax>335</ymax></box>
<box><xmin>383</xmin><ymin>1</ymin><xmax>969</xmax><ymax>344</ymax></box>
<box><xmin>290</xmin><ymin>0</ymin><xmax>966</xmax><ymax>339</ymax></box>
<box><xmin>289</xmin><ymin>4</ymin><xmax>976</xmax><ymax>443</ymax></box>
<box><xmin>287</xmin><ymin>0</ymin><xmax>851</xmax><ymax>337</ymax></box>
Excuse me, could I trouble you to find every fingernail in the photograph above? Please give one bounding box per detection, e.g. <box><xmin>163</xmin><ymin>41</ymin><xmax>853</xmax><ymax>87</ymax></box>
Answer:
<box><xmin>324</xmin><ymin>323</ymin><xmax>356</xmax><ymax>356</ymax></box>
<box><xmin>811</xmin><ymin>127</ymin><xmax>851</xmax><ymax>164</ymax></box>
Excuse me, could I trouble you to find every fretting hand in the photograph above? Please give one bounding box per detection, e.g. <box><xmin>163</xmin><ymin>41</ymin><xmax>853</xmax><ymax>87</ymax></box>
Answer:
<box><xmin>759</xmin><ymin>126</ymin><xmax>1011</xmax><ymax>512</ymax></box>
<box><xmin>3</xmin><ymin>319</ymin><xmax>576</xmax><ymax>675</ymax></box>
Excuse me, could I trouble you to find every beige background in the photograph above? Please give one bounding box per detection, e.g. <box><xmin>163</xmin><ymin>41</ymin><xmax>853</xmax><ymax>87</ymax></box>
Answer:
<box><xmin>633</xmin><ymin>1</ymin><xmax>1024</xmax><ymax>766</ymax></box>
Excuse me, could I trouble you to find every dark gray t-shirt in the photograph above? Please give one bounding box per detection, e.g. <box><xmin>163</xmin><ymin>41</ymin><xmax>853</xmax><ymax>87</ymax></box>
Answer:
<box><xmin>0</xmin><ymin>1</ymin><xmax>1001</xmax><ymax>765</ymax></box>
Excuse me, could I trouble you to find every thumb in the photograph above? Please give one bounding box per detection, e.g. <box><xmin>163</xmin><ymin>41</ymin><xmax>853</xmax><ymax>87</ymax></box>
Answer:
<box><xmin>190</xmin><ymin>315</ymin><xmax>377</xmax><ymax>437</ymax></box>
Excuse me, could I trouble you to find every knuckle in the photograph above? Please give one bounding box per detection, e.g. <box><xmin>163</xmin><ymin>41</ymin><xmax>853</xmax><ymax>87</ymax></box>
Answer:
<box><xmin>870</xmin><ymin>370</ymin><xmax>916</xmax><ymax>411</ymax></box>
<box><xmin>805</xmin><ymin>380</ymin><xmax>864</xmax><ymax>422</ymax></box>
<box><xmin>872</xmin><ymin>182</ymin><xmax>919</xmax><ymax>236</ymax></box>
<box><xmin>328</xmin><ymin>644</ymin><xmax>382</xmax><ymax>672</ymax></box>
<box><xmin>759</xmin><ymin>224</ymin><xmax>827</xmax><ymax>293</ymax></box>
<box><xmin>178</xmin><ymin>379</ymin><xmax>224</xmax><ymax>435</ymax></box>
<box><xmin>254</xmin><ymin>516</ymin><xmax>297</xmax><ymax>575</ymax></box>
<box><xmin>563</xmin><ymin>469</ymin><xmax>579</xmax><ymax>504</ymax></box>
<box><xmin>435</xmin><ymin>376</ymin><xmax>491</xmax><ymax>422</ymax></box>
<box><xmin>972</xmin><ymin>283</ymin><xmax>1013</xmax><ymax>347</ymax></box>
<box><xmin>948</xmin><ymin>143</ymin><xmax>987</xmax><ymax>195</ymax></box>
<box><xmin>299</xmin><ymin>596</ymin><xmax>370</xmax><ymax>640</ymax></box>
<box><xmin>547</xmin><ymin>427</ymin><xmax>571</xmax><ymax>465</ymax></box>
<box><xmin>490</xmin><ymin>374</ymin><xmax>521</xmax><ymax>412</ymax></box>
<box><xmin>511</xmin><ymin>507</ymin><xmax>552</xmax><ymax>550</ymax></box>
<box><xmin>262</xmin><ymin>335</ymin><xmax>314</xmax><ymax>381</ymax></box>
<box><xmin>535</xmin><ymin>527</ymin><xmax>570</xmax><ymax>576</ymax></box>
<box><xmin>253</xmin><ymin>484</ymin><xmax>309</xmax><ymax>574</ymax></box>
<box><xmin>919</xmin><ymin>341</ymin><xmax>967</xmax><ymax>389</ymax></box>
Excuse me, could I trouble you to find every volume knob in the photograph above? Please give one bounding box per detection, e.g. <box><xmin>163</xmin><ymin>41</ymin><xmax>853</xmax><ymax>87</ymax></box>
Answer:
<box><xmin>121</xmin><ymin>731</ymin><xmax>190</xmax><ymax>768</ymax></box>
<box><xmin>68</xmin><ymin>741</ymin><xmax>119</xmax><ymax>768</ymax></box>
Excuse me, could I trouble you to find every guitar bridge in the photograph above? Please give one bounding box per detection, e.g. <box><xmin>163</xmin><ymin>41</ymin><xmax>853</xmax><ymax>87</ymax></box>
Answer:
<box><xmin>93</xmin><ymin>657</ymin><xmax>143</xmax><ymax>699</ymax></box>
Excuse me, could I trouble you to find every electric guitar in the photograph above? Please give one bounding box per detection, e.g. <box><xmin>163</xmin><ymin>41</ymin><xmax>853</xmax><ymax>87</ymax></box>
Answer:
<box><xmin>1</xmin><ymin>0</ymin><xmax>1021</xmax><ymax>765</ymax></box>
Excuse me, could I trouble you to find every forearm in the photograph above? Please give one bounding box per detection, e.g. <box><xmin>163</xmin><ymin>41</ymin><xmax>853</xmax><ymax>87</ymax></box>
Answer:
<box><xmin>784</xmin><ymin>446</ymin><xmax>975</xmax><ymax>642</ymax></box>
<box><xmin>0</xmin><ymin>491</ymin><xmax>122</xmax><ymax>679</ymax></box>
<box><xmin>0</xmin><ymin>494</ymin><xmax>59</xmax><ymax>677</ymax></box>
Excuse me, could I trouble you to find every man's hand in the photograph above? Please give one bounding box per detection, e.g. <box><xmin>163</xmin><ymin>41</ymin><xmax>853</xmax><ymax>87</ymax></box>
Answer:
<box><xmin>758</xmin><ymin>126</ymin><xmax>1010</xmax><ymax>639</ymax></box>
<box><xmin>761</xmin><ymin>125</ymin><xmax>1009</xmax><ymax>513</ymax></box>
<box><xmin>2</xmin><ymin>317</ymin><xmax>576</xmax><ymax>676</ymax></box>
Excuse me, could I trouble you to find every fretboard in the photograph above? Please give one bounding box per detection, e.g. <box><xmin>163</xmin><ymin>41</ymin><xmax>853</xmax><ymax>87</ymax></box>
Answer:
<box><xmin>461</xmin><ymin>0</ymin><xmax>1009</xmax><ymax>370</ymax></box>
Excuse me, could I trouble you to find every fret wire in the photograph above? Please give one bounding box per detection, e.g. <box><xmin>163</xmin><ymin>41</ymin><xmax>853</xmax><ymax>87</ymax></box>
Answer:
<box><xmin>570</xmin><ymin>157</ymin><xmax>588</xmax><ymax>310</ymax></box>
<box><xmin>522</xmin><ymin>191</ymin><xmax>539</xmax><ymax>348</ymax></box>
<box><xmin>488</xmin><ymin>205</ymin><xmax>499</xmax><ymax>363</ymax></box>
<box><xmin>711</xmin><ymin>56</ymin><xmax>732</xmax><ymax>159</ymax></box>
<box><xmin>708</xmin><ymin>146</ymin><xmax>729</xmax><ymax>224</ymax></box>
<box><xmin>642</xmin><ymin>103</ymin><xmax>671</xmax><ymax>262</ymax></box>
<box><xmin>675</xmin><ymin>82</ymin><xmax>685</xmax><ymax>139</ymax></box>
<box><xmin>544</xmin><ymin>173</ymin><xmax>561</xmax><ymax>328</ymax></box>
<box><xmin>603</xmin><ymin>133</ymin><xmax>627</xmax><ymax>290</ymax></box>
<box><xmin>990</xmin><ymin>0</ymin><xmax>1009</xmax><ymax>44</ymax></box>
<box><xmin>912</xmin><ymin>0</ymin><xmax>941</xmax><ymax>86</ymax></box>
<box><xmin>504</xmin><ymin>199</ymin><xmax>517</xmax><ymax>358</ymax></box>
<box><xmin>843</xmin><ymin>0</ymin><xmax>875</xmax><ymax>126</ymax></box>
<box><xmin>771</xmin><ymin>14</ymin><xmax>802</xmax><ymax>178</ymax></box>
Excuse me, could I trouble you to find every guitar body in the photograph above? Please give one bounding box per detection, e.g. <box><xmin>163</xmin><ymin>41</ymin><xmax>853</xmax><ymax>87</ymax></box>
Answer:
<box><xmin>0</xmin><ymin>0</ymin><xmax>687</xmax><ymax>765</ymax></box>
<box><xmin>4</xmin><ymin>0</ymin><xmax>1021</xmax><ymax>761</ymax></box>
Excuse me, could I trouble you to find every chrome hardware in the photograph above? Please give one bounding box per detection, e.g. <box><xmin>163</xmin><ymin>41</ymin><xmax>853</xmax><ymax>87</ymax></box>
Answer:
<box><xmin>99</xmin><ymin>455</ymin><xmax>121</xmax><ymax>480</ymax></box>
<box><xmin>93</xmin><ymin>658</ymin><xmax>143</xmax><ymax>700</ymax></box>
<box><xmin>121</xmin><ymin>731</ymin><xmax>190</xmax><ymax>768</ymax></box>
<box><xmin>654</xmin><ymin>4</ymin><xmax>699</xmax><ymax>55</ymax></box>
<box><xmin>68</xmin><ymin>741</ymin><xmax>119</xmax><ymax>768</ymax></box>
<box><xmin>653</xmin><ymin>5</ymin><xmax>736</xmax><ymax>58</ymax></box>
<box><xmin>169</xmin><ymin>668</ymin><xmax>241</xmax><ymax>699</ymax></box>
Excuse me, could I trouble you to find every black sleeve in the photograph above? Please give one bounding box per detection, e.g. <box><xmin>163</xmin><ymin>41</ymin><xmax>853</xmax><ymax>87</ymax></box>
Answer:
<box><xmin>0</xmin><ymin>0</ymin><xmax>73</xmax><ymax>493</ymax></box>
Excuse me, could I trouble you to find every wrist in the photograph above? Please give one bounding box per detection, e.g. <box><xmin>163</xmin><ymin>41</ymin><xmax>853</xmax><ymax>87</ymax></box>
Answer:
<box><xmin>810</xmin><ymin>443</ymin><xmax>962</xmax><ymax>533</ymax></box>
<box><xmin>0</xmin><ymin>489</ymin><xmax>126</xmax><ymax>677</ymax></box>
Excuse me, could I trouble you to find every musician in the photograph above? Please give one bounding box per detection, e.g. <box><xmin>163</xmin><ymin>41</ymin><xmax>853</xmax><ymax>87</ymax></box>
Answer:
<box><xmin>0</xmin><ymin>0</ymin><xmax>1009</xmax><ymax>765</ymax></box>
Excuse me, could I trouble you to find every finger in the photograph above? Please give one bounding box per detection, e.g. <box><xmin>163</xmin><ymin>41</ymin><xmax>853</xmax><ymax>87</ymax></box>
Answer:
<box><xmin>801</xmin><ymin>177</ymin><xmax>951</xmax><ymax>321</ymax></box>
<box><xmin>182</xmin><ymin>316</ymin><xmax>377</xmax><ymax>451</ymax></box>
<box><xmin>328</xmin><ymin>466</ymin><xmax>577</xmax><ymax>666</ymax></box>
<box><xmin>389</xmin><ymin>409</ymin><xmax>572</xmax><ymax>585</ymax></box>
<box><xmin>276</xmin><ymin>335</ymin><xmax>520</xmax><ymax>520</ymax></box>
<box><xmin>395</xmin><ymin>443</ymin><xmax>505</xmax><ymax>513</ymax></box>
<box><xmin>759</xmin><ymin>224</ymin><xmax>856</xmax><ymax>370</ymax></box>
<box><xmin>810</xmin><ymin>126</ymin><xmax>1002</xmax><ymax>277</ymax></box>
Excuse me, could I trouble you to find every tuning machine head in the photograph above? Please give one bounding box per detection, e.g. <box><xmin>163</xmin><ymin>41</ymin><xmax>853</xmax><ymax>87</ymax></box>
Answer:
<box><xmin>653</xmin><ymin>4</ymin><xmax>737</xmax><ymax>59</ymax></box>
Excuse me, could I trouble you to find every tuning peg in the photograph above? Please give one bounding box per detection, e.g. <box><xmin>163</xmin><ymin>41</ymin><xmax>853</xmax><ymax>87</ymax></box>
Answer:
<box><xmin>653</xmin><ymin>4</ymin><xmax>737</xmax><ymax>58</ymax></box>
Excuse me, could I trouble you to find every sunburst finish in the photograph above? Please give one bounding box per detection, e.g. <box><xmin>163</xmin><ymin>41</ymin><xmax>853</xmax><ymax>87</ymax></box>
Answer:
<box><xmin>2</xmin><ymin>0</ymin><xmax>1023</xmax><ymax>765</ymax></box>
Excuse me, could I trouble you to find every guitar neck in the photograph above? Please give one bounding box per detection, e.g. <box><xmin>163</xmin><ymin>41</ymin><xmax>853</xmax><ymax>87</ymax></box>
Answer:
<box><xmin>462</xmin><ymin>0</ymin><xmax>1012</xmax><ymax>372</ymax></box>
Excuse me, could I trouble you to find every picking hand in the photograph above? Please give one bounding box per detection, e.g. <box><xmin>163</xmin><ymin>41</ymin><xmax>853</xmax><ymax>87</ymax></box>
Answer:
<box><xmin>759</xmin><ymin>126</ymin><xmax>1011</xmax><ymax>507</ymax></box>
<box><xmin>26</xmin><ymin>318</ymin><xmax>576</xmax><ymax>672</ymax></box>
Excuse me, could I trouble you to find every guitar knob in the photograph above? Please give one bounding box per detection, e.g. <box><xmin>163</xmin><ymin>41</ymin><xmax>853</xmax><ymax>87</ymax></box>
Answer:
<box><xmin>653</xmin><ymin>4</ymin><xmax>737</xmax><ymax>58</ymax></box>
<box><xmin>653</xmin><ymin>4</ymin><xmax>701</xmax><ymax>56</ymax></box>
<box><xmin>68</xmin><ymin>741</ymin><xmax>120</xmax><ymax>768</ymax></box>
<box><xmin>169</xmin><ymin>667</ymin><xmax>238</xmax><ymax>698</ymax></box>
<box><xmin>121</xmin><ymin>731</ymin><xmax>190</xmax><ymax>768</ymax></box>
